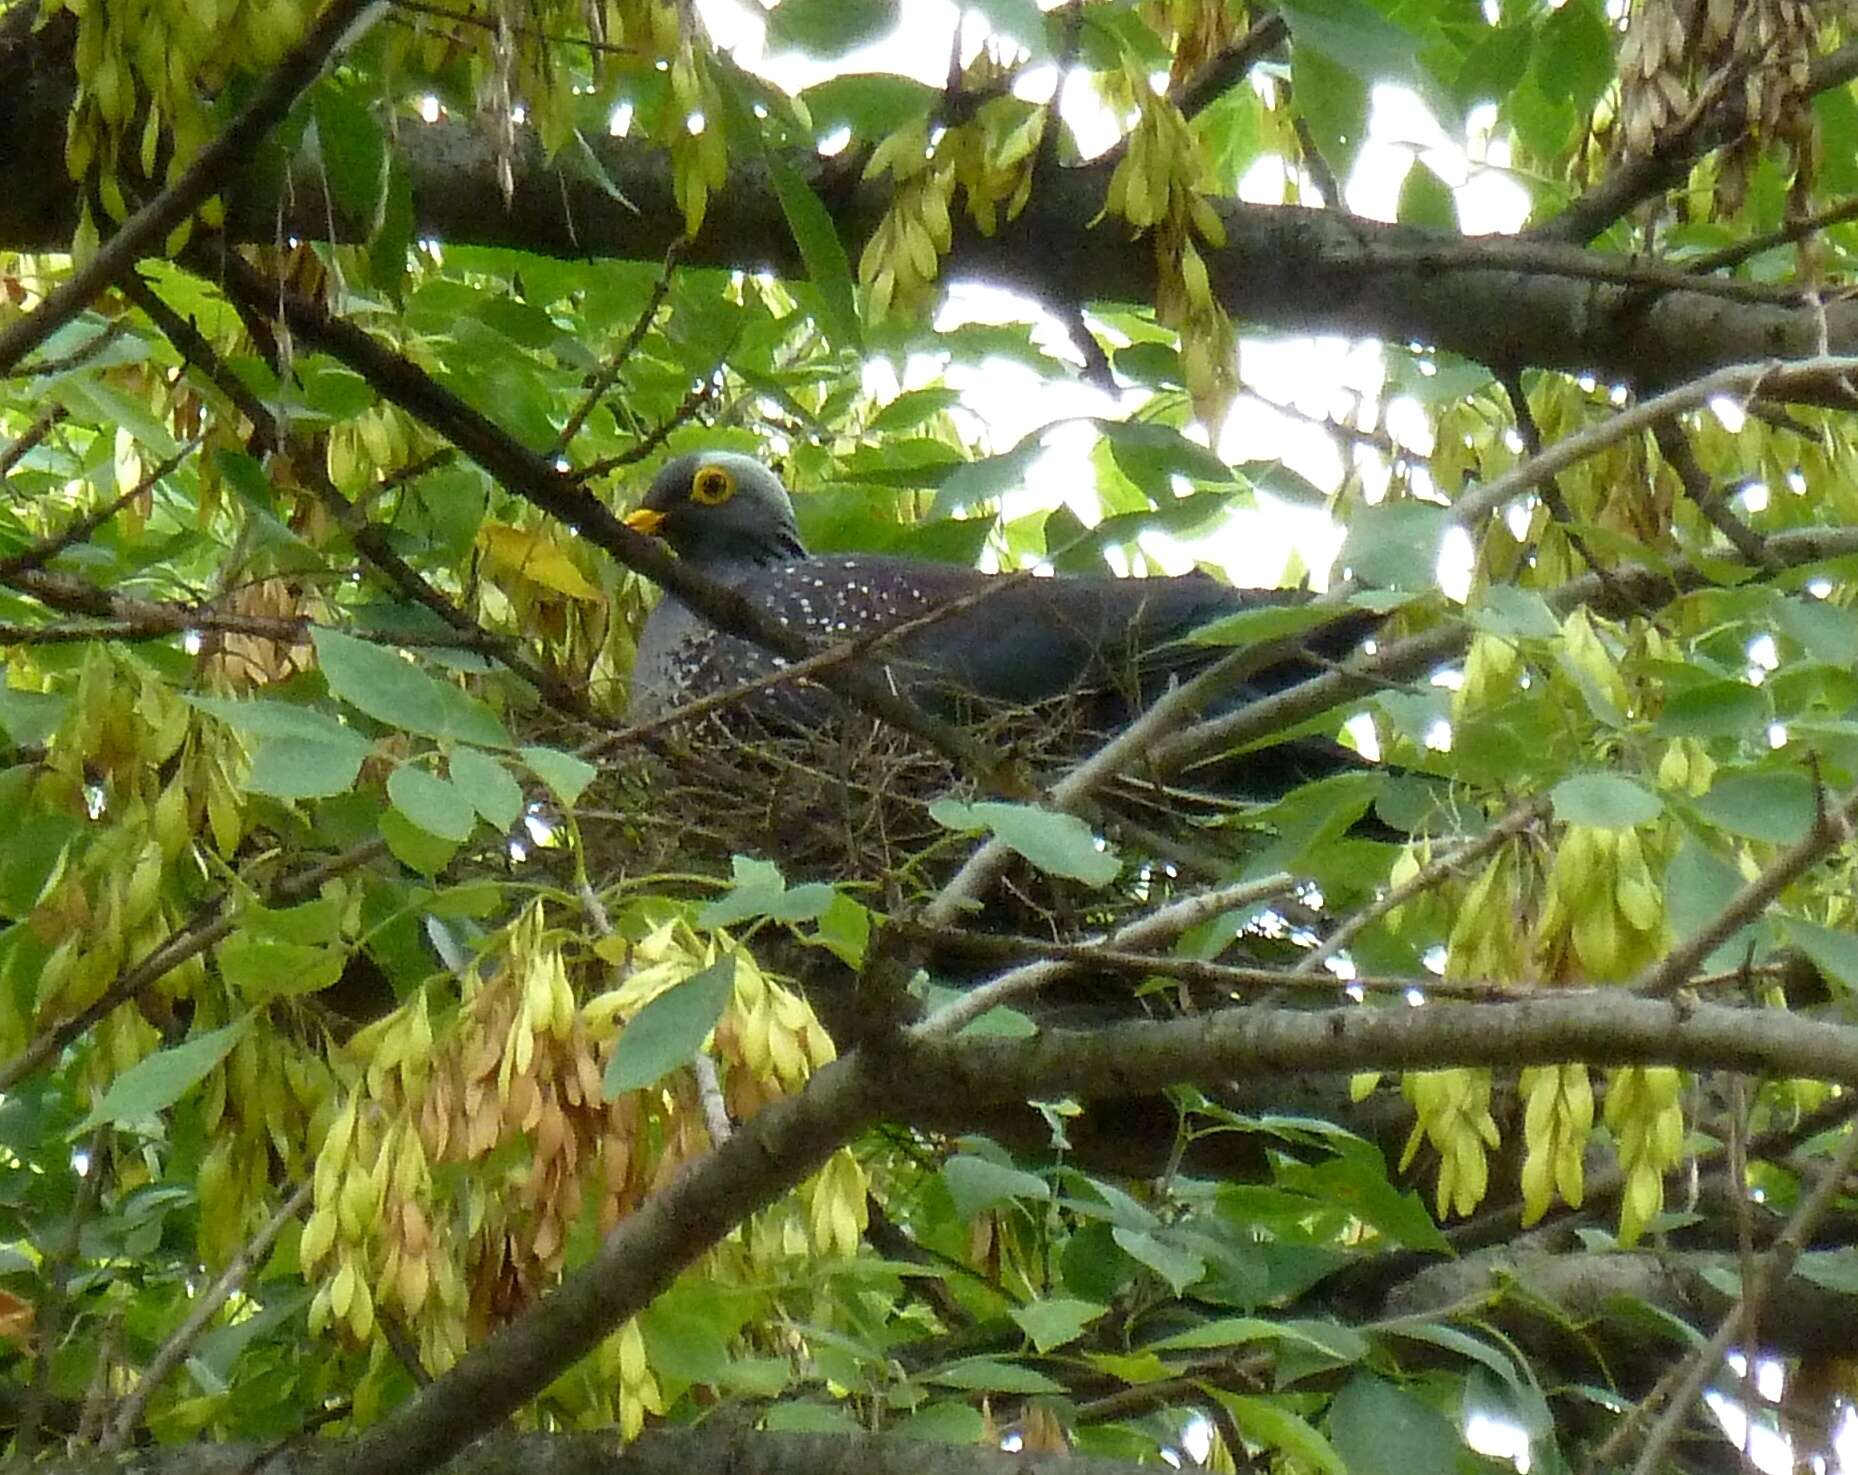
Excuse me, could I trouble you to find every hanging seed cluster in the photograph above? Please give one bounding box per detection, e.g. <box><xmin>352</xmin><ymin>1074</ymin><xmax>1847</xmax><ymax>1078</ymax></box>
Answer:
<box><xmin>302</xmin><ymin>901</ymin><xmax>864</xmax><ymax>1410</ymax></box>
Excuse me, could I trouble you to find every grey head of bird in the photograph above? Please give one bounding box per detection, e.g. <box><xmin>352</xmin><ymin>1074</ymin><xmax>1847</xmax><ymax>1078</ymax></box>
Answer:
<box><xmin>622</xmin><ymin>451</ymin><xmax>808</xmax><ymax>567</ymax></box>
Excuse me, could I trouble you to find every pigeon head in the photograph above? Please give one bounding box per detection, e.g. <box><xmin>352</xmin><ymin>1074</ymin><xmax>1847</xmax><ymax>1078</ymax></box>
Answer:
<box><xmin>624</xmin><ymin>451</ymin><xmax>807</xmax><ymax>566</ymax></box>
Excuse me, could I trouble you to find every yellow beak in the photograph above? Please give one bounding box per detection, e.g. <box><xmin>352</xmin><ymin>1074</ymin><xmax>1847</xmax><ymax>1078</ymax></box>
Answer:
<box><xmin>622</xmin><ymin>507</ymin><xmax>666</xmax><ymax>535</ymax></box>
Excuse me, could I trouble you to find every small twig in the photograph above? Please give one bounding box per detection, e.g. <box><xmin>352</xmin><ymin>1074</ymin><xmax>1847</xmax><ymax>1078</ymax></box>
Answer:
<box><xmin>1651</xmin><ymin>419</ymin><xmax>1782</xmax><ymax>571</ymax></box>
<box><xmin>1289</xmin><ymin>111</ymin><xmax>1342</xmax><ymax>208</ymax></box>
<box><xmin>572</xmin><ymin>382</ymin><xmax>716</xmax><ymax>482</ymax></box>
<box><xmin>1625</xmin><ymin>1114</ymin><xmax>1858</xmax><ymax>1475</ymax></box>
<box><xmin>1686</xmin><ymin>194</ymin><xmax>1858</xmax><ymax>276</ymax></box>
<box><xmin>0</xmin><ymin>404</ymin><xmax>68</xmax><ymax>477</ymax></box>
<box><xmin>1296</xmin><ymin>796</ymin><xmax>1548</xmax><ymax>975</ymax></box>
<box><xmin>1173</xmin><ymin>13</ymin><xmax>1289</xmax><ymax>119</ymax></box>
<box><xmin>0</xmin><ymin>839</ymin><xmax>385</xmax><ymax>1094</ymax></box>
<box><xmin>11</xmin><ymin>322</ymin><xmax>132</xmax><ymax>379</ymax></box>
<box><xmin>379</xmin><ymin>1313</ymin><xmax>433</xmax><ymax>1389</ymax></box>
<box><xmin>1497</xmin><ymin>366</ymin><xmax>1633</xmax><ymax>608</ymax></box>
<box><xmin>387</xmin><ymin>0</ymin><xmax>640</xmax><ymax>56</ymax></box>
<box><xmin>1635</xmin><ymin>783</ymin><xmax>1858</xmax><ymax>996</ymax></box>
<box><xmin>1449</xmin><ymin>354</ymin><xmax>1858</xmax><ymax>537</ymax></box>
<box><xmin>914</xmin><ymin>872</ymin><xmax>1299</xmax><ymax>1037</ymax></box>
<box><xmin>0</xmin><ymin>437</ymin><xmax>201</xmax><ymax>582</ymax></box>
<box><xmin>1725</xmin><ymin>1075</ymin><xmax>1760</xmax><ymax>1474</ymax></box>
<box><xmin>551</xmin><ymin>239</ymin><xmax>682</xmax><ymax>456</ymax></box>
<box><xmin>892</xmin><ymin>918</ymin><xmax>1563</xmax><ymax>1002</ymax></box>
<box><xmin>103</xmin><ymin>1181</ymin><xmax>314</xmax><ymax>1450</ymax></box>
<box><xmin>12</xmin><ymin>1129</ymin><xmax>107</xmax><ymax>1470</ymax></box>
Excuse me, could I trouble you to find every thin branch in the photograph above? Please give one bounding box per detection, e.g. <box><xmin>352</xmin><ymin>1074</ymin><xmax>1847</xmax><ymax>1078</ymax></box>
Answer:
<box><xmin>551</xmin><ymin>239</ymin><xmax>682</xmax><ymax>456</ymax></box>
<box><xmin>1636</xmin><ymin>783</ymin><xmax>1858</xmax><ymax>996</ymax></box>
<box><xmin>10</xmin><ymin>1130</ymin><xmax>106</xmax><ymax>1470</ymax></box>
<box><xmin>1537</xmin><ymin>37</ymin><xmax>1858</xmax><ymax>245</ymax></box>
<box><xmin>387</xmin><ymin>0</ymin><xmax>642</xmax><ymax>57</ymax></box>
<box><xmin>103</xmin><ymin>1181</ymin><xmax>314</xmax><ymax>1451</ymax></box>
<box><xmin>0</xmin><ymin>436</ymin><xmax>200</xmax><ymax>580</ymax></box>
<box><xmin>0</xmin><ymin>404</ymin><xmax>69</xmax><ymax>477</ymax></box>
<box><xmin>1497</xmin><ymin>366</ymin><xmax>1632</xmax><ymax>607</ymax></box>
<box><xmin>1651</xmin><ymin>418</ymin><xmax>1782</xmax><ymax>571</ymax></box>
<box><xmin>1625</xmin><ymin>1116</ymin><xmax>1858</xmax><ymax>1475</ymax></box>
<box><xmin>0</xmin><ymin>839</ymin><xmax>384</xmax><ymax>1094</ymax></box>
<box><xmin>914</xmin><ymin>872</ymin><xmax>1299</xmax><ymax>1037</ymax></box>
<box><xmin>0</xmin><ymin>0</ymin><xmax>383</xmax><ymax>374</ymax></box>
<box><xmin>893</xmin><ymin>918</ymin><xmax>1561</xmax><ymax>1002</ymax></box>
<box><xmin>1294</xmin><ymin>796</ymin><xmax>1550</xmax><ymax>974</ymax></box>
<box><xmin>1154</xmin><ymin>519</ymin><xmax>1858</xmax><ymax>778</ymax></box>
<box><xmin>1173</xmin><ymin>13</ymin><xmax>1289</xmax><ymax>119</ymax></box>
<box><xmin>1455</xmin><ymin>354</ymin><xmax>1858</xmax><ymax>536</ymax></box>
<box><xmin>1685</xmin><ymin>194</ymin><xmax>1858</xmax><ymax>276</ymax></box>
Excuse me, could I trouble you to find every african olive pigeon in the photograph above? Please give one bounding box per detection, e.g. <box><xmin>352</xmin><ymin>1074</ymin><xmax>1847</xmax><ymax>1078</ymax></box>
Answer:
<box><xmin>623</xmin><ymin>451</ymin><xmax>1370</xmax><ymax>799</ymax></box>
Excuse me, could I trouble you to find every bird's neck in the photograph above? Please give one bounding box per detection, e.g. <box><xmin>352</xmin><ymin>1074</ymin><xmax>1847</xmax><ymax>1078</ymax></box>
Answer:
<box><xmin>685</xmin><ymin>529</ymin><xmax>808</xmax><ymax>568</ymax></box>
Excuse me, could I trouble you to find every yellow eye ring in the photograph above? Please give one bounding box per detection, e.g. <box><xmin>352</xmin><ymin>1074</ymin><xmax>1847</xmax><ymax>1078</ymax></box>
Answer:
<box><xmin>691</xmin><ymin>464</ymin><xmax>736</xmax><ymax>506</ymax></box>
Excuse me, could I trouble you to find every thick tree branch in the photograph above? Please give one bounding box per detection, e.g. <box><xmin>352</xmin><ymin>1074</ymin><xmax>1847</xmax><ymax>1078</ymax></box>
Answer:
<box><xmin>0</xmin><ymin>0</ymin><xmax>381</xmax><ymax>374</ymax></box>
<box><xmin>6</xmin><ymin>41</ymin><xmax>1858</xmax><ymax>398</ymax></box>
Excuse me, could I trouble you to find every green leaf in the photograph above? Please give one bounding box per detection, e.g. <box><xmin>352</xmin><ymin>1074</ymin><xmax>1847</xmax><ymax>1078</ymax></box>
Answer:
<box><xmin>870</xmin><ymin>387</ymin><xmax>961</xmax><ymax>434</ymax></box>
<box><xmin>312</xmin><ymin>630</ymin><xmax>510</xmax><ymax>747</ymax></box>
<box><xmin>242</xmin><ymin>896</ymin><xmax>344</xmax><ymax>946</ymax></box>
<box><xmin>1654</xmin><ymin>680</ymin><xmax>1766</xmax><ymax>738</ymax></box>
<box><xmin>450</xmin><ymin>746</ymin><xmax>525</xmax><ymax>830</ymax></box>
<box><xmin>1785</xmin><ymin>918</ymin><xmax>1858</xmax><ymax>992</ymax></box>
<box><xmin>1210</xmin><ymin>1391</ymin><xmax>1347</xmax><ymax>1475</ymax></box>
<box><xmin>312</xmin><ymin>86</ymin><xmax>386</xmax><ymax>226</ymax></box>
<box><xmin>965</xmin><ymin>0</ymin><xmax>1051</xmax><ymax>56</ymax></box>
<box><xmin>520</xmin><ymin>745</ymin><xmax>595</xmax><ymax>806</ymax></box>
<box><xmin>187</xmin><ymin>696</ymin><xmax>373</xmax><ymax>800</ymax></box>
<box><xmin>928</xmin><ymin>799</ymin><xmax>1120</xmax><ymax>886</ymax></box>
<box><xmin>929</xmin><ymin>439</ymin><xmax>1043</xmax><ymax>517</ymax></box>
<box><xmin>800</xmin><ymin>74</ymin><xmax>936</xmax><ymax>141</ymax></box>
<box><xmin>378</xmin><ymin>805</ymin><xmax>459</xmax><ymax>876</ymax></box>
<box><xmin>0</xmin><ymin>686</ymin><xmax>67</xmax><ymax>747</ymax></box>
<box><xmin>250</xmin><ymin>736</ymin><xmax>371</xmax><ymax>801</ymax></box>
<box><xmin>1111</xmin><ymin>1227</ymin><xmax>1206</xmax><ymax>1293</ymax></box>
<box><xmin>1777</xmin><ymin>595</ymin><xmax>1858</xmax><ymax>665</ymax></box>
<box><xmin>1468</xmin><ymin>587</ymin><xmax>1560</xmax><ymax>641</ymax></box>
<box><xmin>1010</xmin><ymin>1298</ymin><xmax>1106</xmax><ymax>1353</ymax></box>
<box><xmin>388</xmin><ymin>763</ymin><xmax>478</xmax><ymax>842</ymax></box>
<box><xmin>1691</xmin><ymin>770</ymin><xmax>1815</xmax><ymax>845</ymax></box>
<box><xmin>1280</xmin><ymin>0</ymin><xmax>1429</xmax><ymax>86</ymax></box>
<box><xmin>942</xmin><ymin>1154</ymin><xmax>1051</xmax><ymax>1220</ymax></box>
<box><xmin>810</xmin><ymin>892</ymin><xmax>871</xmax><ymax>968</ymax></box>
<box><xmin>1796</xmin><ymin>1250</ymin><xmax>1858</xmax><ymax>1294</ymax></box>
<box><xmin>894</xmin><ymin>1403</ymin><xmax>988</xmax><ymax>1444</ymax></box>
<box><xmin>1535</xmin><ymin>0</ymin><xmax>1615</xmax><ymax>115</ymax></box>
<box><xmin>1397</xmin><ymin>161</ymin><xmax>1457</xmax><ymax>231</ymax></box>
<box><xmin>604</xmin><ymin>954</ymin><xmax>735</xmax><ymax>1097</ymax></box>
<box><xmin>699</xmin><ymin>855</ymin><xmax>836</xmax><ymax>928</ymax></box>
<box><xmin>1338</xmin><ymin>501</ymin><xmax>1450</xmax><ymax>591</ymax></box>
<box><xmin>1094</xmin><ymin>419</ymin><xmax>1231</xmax><ymax>493</ymax></box>
<box><xmin>74</xmin><ymin>1019</ymin><xmax>249</xmax><ymax>1132</ymax></box>
<box><xmin>1550</xmin><ymin>773</ymin><xmax>1663</xmax><ymax>828</ymax></box>
<box><xmin>717</xmin><ymin>66</ymin><xmax>861</xmax><ymax>353</ymax></box>
<box><xmin>1150</xmin><ymin>1316</ymin><xmax>1368</xmax><ymax>1362</ymax></box>
<box><xmin>1189</xmin><ymin>600</ymin><xmax>1348</xmax><ymax>648</ymax></box>
<box><xmin>923</xmin><ymin>1357</ymin><xmax>1065</xmax><ymax>1394</ymax></box>
<box><xmin>766</xmin><ymin>0</ymin><xmax>898</xmax><ymax>57</ymax></box>
<box><xmin>369</xmin><ymin>156</ymin><xmax>415</xmax><ymax>301</ymax></box>
<box><xmin>1325</xmin><ymin>1372</ymin><xmax>1461</xmax><ymax>1475</ymax></box>
<box><xmin>1666</xmin><ymin>835</ymin><xmax>1749</xmax><ymax>968</ymax></box>
<box><xmin>217</xmin><ymin>936</ymin><xmax>344</xmax><ymax>1001</ymax></box>
<box><xmin>1289</xmin><ymin>44</ymin><xmax>1367</xmax><ymax>179</ymax></box>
